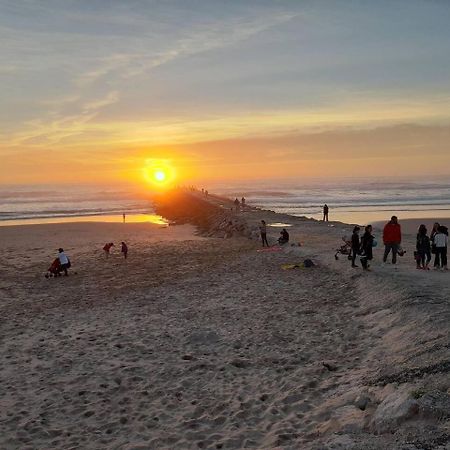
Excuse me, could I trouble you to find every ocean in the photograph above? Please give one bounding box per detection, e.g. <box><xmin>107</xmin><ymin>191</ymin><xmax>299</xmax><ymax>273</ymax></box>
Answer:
<box><xmin>212</xmin><ymin>177</ymin><xmax>450</xmax><ymax>225</ymax></box>
<box><xmin>1</xmin><ymin>178</ymin><xmax>450</xmax><ymax>226</ymax></box>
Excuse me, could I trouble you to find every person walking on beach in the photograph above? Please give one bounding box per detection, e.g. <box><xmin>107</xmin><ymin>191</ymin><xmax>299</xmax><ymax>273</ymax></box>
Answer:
<box><xmin>58</xmin><ymin>248</ymin><xmax>71</xmax><ymax>276</ymax></box>
<box><xmin>123</xmin><ymin>213</ymin><xmax>126</xmax><ymax>223</ymax></box>
<box><xmin>259</xmin><ymin>220</ymin><xmax>269</xmax><ymax>247</ymax></box>
<box><xmin>234</xmin><ymin>198</ymin><xmax>240</xmax><ymax>212</ymax></box>
<box><xmin>241</xmin><ymin>197</ymin><xmax>246</xmax><ymax>211</ymax></box>
<box><xmin>360</xmin><ymin>225</ymin><xmax>374</xmax><ymax>271</ymax></box>
<box><xmin>433</xmin><ymin>225</ymin><xmax>448</xmax><ymax>270</ymax></box>
<box><xmin>383</xmin><ymin>216</ymin><xmax>401</xmax><ymax>264</ymax></box>
<box><xmin>351</xmin><ymin>226</ymin><xmax>361</xmax><ymax>268</ymax></box>
<box><xmin>323</xmin><ymin>204</ymin><xmax>329</xmax><ymax>221</ymax></box>
<box><xmin>103</xmin><ymin>242</ymin><xmax>114</xmax><ymax>257</ymax></box>
<box><xmin>416</xmin><ymin>224</ymin><xmax>431</xmax><ymax>270</ymax></box>
<box><xmin>121</xmin><ymin>241</ymin><xmax>128</xmax><ymax>259</ymax></box>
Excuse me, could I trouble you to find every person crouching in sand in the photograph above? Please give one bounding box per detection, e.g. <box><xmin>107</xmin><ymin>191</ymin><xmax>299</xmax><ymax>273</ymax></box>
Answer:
<box><xmin>58</xmin><ymin>248</ymin><xmax>71</xmax><ymax>276</ymax></box>
<box><xmin>121</xmin><ymin>241</ymin><xmax>128</xmax><ymax>259</ymax></box>
<box><xmin>360</xmin><ymin>225</ymin><xmax>374</xmax><ymax>271</ymax></box>
<box><xmin>259</xmin><ymin>220</ymin><xmax>269</xmax><ymax>247</ymax></box>
<box><xmin>416</xmin><ymin>224</ymin><xmax>431</xmax><ymax>270</ymax></box>
<box><xmin>103</xmin><ymin>242</ymin><xmax>114</xmax><ymax>257</ymax></box>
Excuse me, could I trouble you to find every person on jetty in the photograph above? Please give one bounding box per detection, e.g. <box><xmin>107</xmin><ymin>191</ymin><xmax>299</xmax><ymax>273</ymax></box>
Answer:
<box><xmin>416</xmin><ymin>224</ymin><xmax>431</xmax><ymax>270</ymax></box>
<box><xmin>121</xmin><ymin>241</ymin><xmax>128</xmax><ymax>259</ymax></box>
<box><xmin>278</xmin><ymin>228</ymin><xmax>289</xmax><ymax>245</ymax></box>
<box><xmin>383</xmin><ymin>216</ymin><xmax>401</xmax><ymax>264</ymax></box>
<box><xmin>433</xmin><ymin>225</ymin><xmax>448</xmax><ymax>270</ymax></box>
<box><xmin>259</xmin><ymin>220</ymin><xmax>269</xmax><ymax>247</ymax></box>
<box><xmin>360</xmin><ymin>225</ymin><xmax>374</xmax><ymax>271</ymax></box>
<box><xmin>58</xmin><ymin>248</ymin><xmax>71</xmax><ymax>276</ymax></box>
<box><xmin>323</xmin><ymin>204</ymin><xmax>329</xmax><ymax>221</ymax></box>
<box><xmin>351</xmin><ymin>226</ymin><xmax>361</xmax><ymax>268</ymax></box>
<box><xmin>103</xmin><ymin>242</ymin><xmax>114</xmax><ymax>257</ymax></box>
<box><xmin>234</xmin><ymin>198</ymin><xmax>240</xmax><ymax>212</ymax></box>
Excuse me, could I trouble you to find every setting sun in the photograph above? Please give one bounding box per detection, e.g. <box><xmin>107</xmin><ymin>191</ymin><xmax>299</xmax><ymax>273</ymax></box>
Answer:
<box><xmin>143</xmin><ymin>160</ymin><xmax>176</xmax><ymax>188</ymax></box>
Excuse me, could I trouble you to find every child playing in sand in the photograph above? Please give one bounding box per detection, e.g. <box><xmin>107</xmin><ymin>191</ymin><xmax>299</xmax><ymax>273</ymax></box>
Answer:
<box><xmin>121</xmin><ymin>242</ymin><xmax>128</xmax><ymax>259</ymax></box>
<box><xmin>259</xmin><ymin>220</ymin><xmax>269</xmax><ymax>247</ymax></box>
<box><xmin>416</xmin><ymin>224</ymin><xmax>431</xmax><ymax>270</ymax></box>
<box><xmin>103</xmin><ymin>242</ymin><xmax>114</xmax><ymax>257</ymax></box>
<box><xmin>45</xmin><ymin>258</ymin><xmax>61</xmax><ymax>278</ymax></box>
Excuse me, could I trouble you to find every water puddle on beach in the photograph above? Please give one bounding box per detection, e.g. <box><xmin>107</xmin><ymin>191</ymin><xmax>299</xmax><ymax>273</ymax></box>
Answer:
<box><xmin>0</xmin><ymin>214</ymin><xmax>168</xmax><ymax>227</ymax></box>
<box><xmin>268</xmin><ymin>222</ymin><xmax>293</xmax><ymax>227</ymax></box>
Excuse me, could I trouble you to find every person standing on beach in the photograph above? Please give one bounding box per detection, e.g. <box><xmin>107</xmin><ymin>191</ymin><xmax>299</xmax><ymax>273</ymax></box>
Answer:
<box><xmin>382</xmin><ymin>216</ymin><xmax>401</xmax><ymax>264</ymax></box>
<box><xmin>360</xmin><ymin>225</ymin><xmax>374</xmax><ymax>271</ymax></box>
<box><xmin>416</xmin><ymin>224</ymin><xmax>431</xmax><ymax>270</ymax></box>
<box><xmin>433</xmin><ymin>225</ymin><xmax>448</xmax><ymax>270</ymax></box>
<box><xmin>351</xmin><ymin>226</ymin><xmax>361</xmax><ymax>268</ymax></box>
<box><xmin>430</xmin><ymin>222</ymin><xmax>440</xmax><ymax>266</ymax></box>
<box><xmin>234</xmin><ymin>198</ymin><xmax>240</xmax><ymax>212</ymax></box>
<box><xmin>259</xmin><ymin>220</ymin><xmax>269</xmax><ymax>247</ymax></box>
<box><xmin>323</xmin><ymin>204</ymin><xmax>329</xmax><ymax>221</ymax></box>
<box><xmin>123</xmin><ymin>213</ymin><xmax>126</xmax><ymax>223</ymax></box>
<box><xmin>241</xmin><ymin>197</ymin><xmax>246</xmax><ymax>211</ymax></box>
<box><xmin>121</xmin><ymin>242</ymin><xmax>128</xmax><ymax>259</ymax></box>
<box><xmin>58</xmin><ymin>248</ymin><xmax>70</xmax><ymax>276</ymax></box>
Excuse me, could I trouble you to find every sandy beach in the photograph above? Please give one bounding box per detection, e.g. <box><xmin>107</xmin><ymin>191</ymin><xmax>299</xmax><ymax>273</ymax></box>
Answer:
<box><xmin>1</xmin><ymin>197</ymin><xmax>449</xmax><ymax>449</ymax></box>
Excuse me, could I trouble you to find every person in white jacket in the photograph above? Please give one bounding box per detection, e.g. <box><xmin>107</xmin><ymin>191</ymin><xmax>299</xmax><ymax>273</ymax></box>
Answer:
<box><xmin>433</xmin><ymin>226</ymin><xmax>448</xmax><ymax>270</ymax></box>
<box><xmin>58</xmin><ymin>248</ymin><xmax>71</xmax><ymax>276</ymax></box>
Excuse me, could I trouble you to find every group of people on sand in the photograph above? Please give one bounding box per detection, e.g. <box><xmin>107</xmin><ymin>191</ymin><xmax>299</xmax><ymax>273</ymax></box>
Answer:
<box><xmin>233</xmin><ymin>197</ymin><xmax>246</xmax><ymax>212</ymax></box>
<box><xmin>350</xmin><ymin>216</ymin><xmax>448</xmax><ymax>271</ymax></box>
<box><xmin>103</xmin><ymin>241</ymin><xmax>128</xmax><ymax>258</ymax></box>
<box><xmin>259</xmin><ymin>220</ymin><xmax>290</xmax><ymax>247</ymax></box>
<box><xmin>45</xmin><ymin>241</ymin><xmax>129</xmax><ymax>278</ymax></box>
<box><xmin>45</xmin><ymin>248</ymin><xmax>71</xmax><ymax>278</ymax></box>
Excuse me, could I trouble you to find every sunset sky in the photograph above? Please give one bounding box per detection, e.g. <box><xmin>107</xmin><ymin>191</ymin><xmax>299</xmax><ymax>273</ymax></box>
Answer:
<box><xmin>1</xmin><ymin>0</ymin><xmax>450</xmax><ymax>185</ymax></box>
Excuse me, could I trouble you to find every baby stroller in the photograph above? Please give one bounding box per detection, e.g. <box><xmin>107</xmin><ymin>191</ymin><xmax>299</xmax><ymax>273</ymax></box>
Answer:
<box><xmin>335</xmin><ymin>236</ymin><xmax>352</xmax><ymax>260</ymax></box>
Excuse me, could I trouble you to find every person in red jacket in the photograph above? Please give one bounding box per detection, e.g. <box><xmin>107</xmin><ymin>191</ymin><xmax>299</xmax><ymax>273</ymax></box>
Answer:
<box><xmin>383</xmin><ymin>216</ymin><xmax>401</xmax><ymax>264</ymax></box>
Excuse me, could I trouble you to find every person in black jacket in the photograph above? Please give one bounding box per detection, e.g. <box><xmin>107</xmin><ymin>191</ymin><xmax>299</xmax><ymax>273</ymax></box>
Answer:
<box><xmin>416</xmin><ymin>224</ymin><xmax>431</xmax><ymax>270</ymax></box>
<box><xmin>360</xmin><ymin>225</ymin><xmax>374</xmax><ymax>271</ymax></box>
<box><xmin>351</xmin><ymin>226</ymin><xmax>361</xmax><ymax>268</ymax></box>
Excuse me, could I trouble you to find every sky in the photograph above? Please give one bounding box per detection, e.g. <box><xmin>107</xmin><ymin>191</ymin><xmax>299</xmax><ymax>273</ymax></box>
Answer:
<box><xmin>1</xmin><ymin>0</ymin><xmax>450</xmax><ymax>186</ymax></box>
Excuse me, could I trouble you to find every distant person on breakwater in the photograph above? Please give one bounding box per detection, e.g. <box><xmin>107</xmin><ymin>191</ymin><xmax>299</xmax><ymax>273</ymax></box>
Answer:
<box><xmin>121</xmin><ymin>242</ymin><xmax>128</xmax><ymax>259</ymax></box>
<box><xmin>383</xmin><ymin>216</ymin><xmax>401</xmax><ymax>264</ymax></box>
<box><xmin>278</xmin><ymin>228</ymin><xmax>289</xmax><ymax>245</ymax></box>
<box><xmin>259</xmin><ymin>220</ymin><xmax>269</xmax><ymax>247</ymax></box>
<box><xmin>351</xmin><ymin>226</ymin><xmax>361</xmax><ymax>268</ymax></box>
<box><xmin>360</xmin><ymin>225</ymin><xmax>374</xmax><ymax>271</ymax></box>
<box><xmin>58</xmin><ymin>248</ymin><xmax>71</xmax><ymax>276</ymax></box>
<box><xmin>103</xmin><ymin>242</ymin><xmax>114</xmax><ymax>257</ymax></box>
<box><xmin>234</xmin><ymin>198</ymin><xmax>240</xmax><ymax>212</ymax></box>
<box><xmin>415</xmin><ymin>224</ymin><xmax>431</xmax><ymax>270</ymax></box>
<box><xmin>323</xmin><ymin>204</ymin><xmax>329</xmax><ymax>221</ymax></box>
<box><xmin>433</xmin><ymin>225</ymin><xmax>448</xmax><ymax>270</ymax></box>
